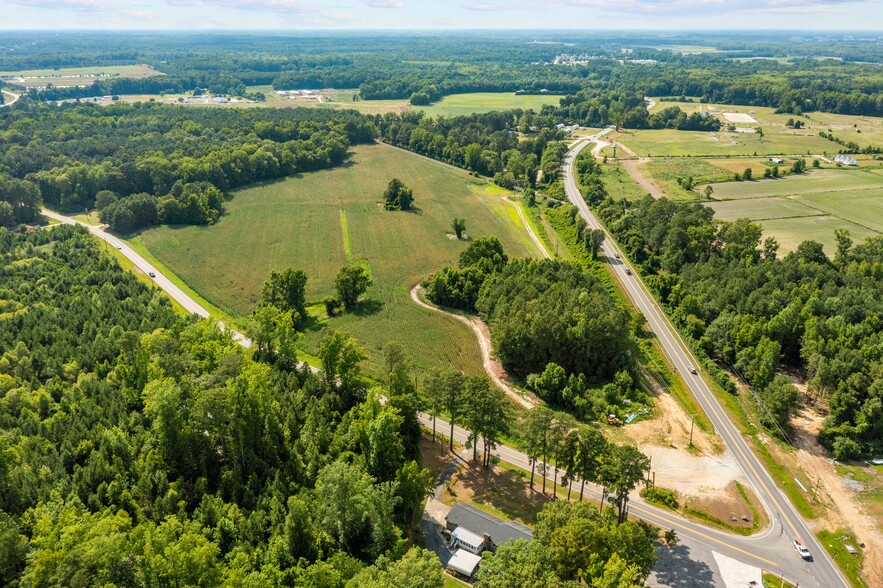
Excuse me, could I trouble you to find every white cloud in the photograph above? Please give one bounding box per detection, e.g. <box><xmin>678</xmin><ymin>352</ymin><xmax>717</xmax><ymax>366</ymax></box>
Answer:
<box><xmin>361</xmin><ymin>0</ymin><xmax>403</xmax><ymax>7</ymax></box>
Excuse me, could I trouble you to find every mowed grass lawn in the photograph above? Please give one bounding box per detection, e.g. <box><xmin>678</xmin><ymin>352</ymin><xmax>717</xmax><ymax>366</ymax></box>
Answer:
<box><xmin>139</xmin><ymin>143</ymin><xmax>540</xmax><ymax>375</ymax></box>
<box><xmin>702</xmin><ymin>168</ymin><xmax>883</xmax><ymax>255</ymax></box>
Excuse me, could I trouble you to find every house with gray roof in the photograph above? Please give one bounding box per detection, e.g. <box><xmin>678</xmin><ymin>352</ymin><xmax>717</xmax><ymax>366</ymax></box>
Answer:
<box><xmin>445</xmin><ymin>503</ymin><xmax>532</xmax><ymax>553</ymax></box>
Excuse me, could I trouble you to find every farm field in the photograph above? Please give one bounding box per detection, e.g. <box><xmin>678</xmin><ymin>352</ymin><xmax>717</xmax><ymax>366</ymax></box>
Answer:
<box><xmin>615</xmin><ymin>98</ymin><xmax>878</xmax><ymax>157</ymax></box>
<box><xmin>419</xmin><ymin>92</ymin><xmax>562</xmax><ymax>117</ymax></box>
<box><xmin>707</xmin><ymin>197</ymin><xmax>821</xmax><ymax>222</ymax></box>
<box><xmin>759</xmin><ymin>216</ymin><xmax>878</xmax><ymax>255</ymax></box>
<box><xmin>138</xmin><ymin>143</ymin><xmax>541</xmax><ymax>376</ymax></box>
<box><xmin>706</xmin><ymin>169</ymin><xmax>881</xmax><ymax>200</ymax></box>
<box><xmin>250</xmin><ymin>87</ymin><xmax>561</xmax><ymax>117</ymax></box>
<box><xmin>795</xmin><ymin>190</ymin><xmax>883</xmax><ymax>233</ymax></box>
<box><xmin>702</xmin><ymin>168</ymin><xmax>883</xmax><ymax>254</ymax></box>
<box><xmin>643</xmin><ymin>157</ymin><xmax>733</xmax><ymax>199</ymax></box>
<box><xmin>0</xmin><ymin>64</ymin><xmax>162</xmax><ymax>86</ymax></box>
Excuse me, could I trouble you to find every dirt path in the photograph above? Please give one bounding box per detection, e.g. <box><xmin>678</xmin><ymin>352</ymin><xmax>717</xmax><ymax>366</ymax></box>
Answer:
<box><xmin>622</xmin><ymin>158</ymin><xmax>666</xmax><ymax>199</ymax></box>
<box><xmin>409</xmin><ymin>285</ymin><xmax>536</xmax><ymax>409</ymax></box>
<box><xmin>1</xmin><ymin>90</ymin><xmax>19</xmax><ymax>108</ymax></box>
<box><xmin>504</xmin><ymin>197</ymin><xmax>551</xmax><ymax>260</ymax></box>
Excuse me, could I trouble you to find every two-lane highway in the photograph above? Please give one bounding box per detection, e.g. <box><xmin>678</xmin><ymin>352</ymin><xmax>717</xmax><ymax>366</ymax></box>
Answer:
<box><xmin>563</xmin><ymin>132</ymin><xmax>849</xmax><ymax>588</ymax></box>
<box><xmin>41</xmin><ymin>209</ymin><xmax>253</xmax><ymax>347</ymax></box>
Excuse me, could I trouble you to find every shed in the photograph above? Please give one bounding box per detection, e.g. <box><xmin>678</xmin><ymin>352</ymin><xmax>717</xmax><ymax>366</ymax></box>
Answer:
<box><xmin>447</xmin><ymin>549</ymin><xmax>482</xmax><ymax>578</ymax></box>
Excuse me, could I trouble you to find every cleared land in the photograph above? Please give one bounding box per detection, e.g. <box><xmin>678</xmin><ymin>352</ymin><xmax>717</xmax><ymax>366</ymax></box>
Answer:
<box><xmin>707</xmin><ymin>198</ymin><xmax>821</xmax><ymax>222</ymax></box>
<box><xmin>138</xmin><ymin>143</ymin><xmax>540</xmax><ymax>376</ymax></box>
<box><xmin>249</xmin><ymin>87</ymin><xmax>561</xmax><ymax>117</ymax></box>
<box><xmin>0</xmin><ymin>64</ymin><xmax>162</xmax><ymax>87</ymax></box>
<box><xmin>707</xmin><ymin>169</ymin><xmax>881</xmax><ymax>200</ymax></box>
<box><xmin>702</xmin><ymin>169</ymin><xmax>883</xmax><ymax>254</ymax></box>
<box><xmin>616</xmin><ymin>99</ymin><xmax>866</xmax><ymax>157</ymax></box>
<box><xmin>420</xmin><ymin>92</ymin><xmax>561</xmax><ymax>117</ymax></box>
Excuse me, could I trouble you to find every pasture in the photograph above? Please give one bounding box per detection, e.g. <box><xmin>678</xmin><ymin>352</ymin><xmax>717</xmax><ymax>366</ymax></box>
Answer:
<box><xmin>615</xmin><ymin>98</ymin><xmax>875</xmax><ymax>157</ymax></box>
<box><xmin>138</xmin><ymin>143</ymin><xmax>541</xmax><ymax>376</ymax></box>
<box><xmin>702</xmin><ymin>168</ymin><xmax>883</xmax><ymax>254</ymax></box>
<box><xmin>706</xmin><ymin>169</ymin><xmax>881</xmax><ymax>200</ymax></box>
<box><xmin>0</xmin><ymin>64</ymin><xmax>162</xmax><ymax>87</ymax></box>
<box><xmin>419</xmin><ymin>92</ymin><xmax>562</xmax><ymax>117</ymax></box>
<box><xmin>250</xmin><ymin>87</ymin><xmax>561</xmax><ymax>117</ymax></box>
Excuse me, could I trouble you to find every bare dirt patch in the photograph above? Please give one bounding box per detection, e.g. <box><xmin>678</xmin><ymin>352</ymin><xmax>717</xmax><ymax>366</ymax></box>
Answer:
<box><xmin>789</xmin><ymin>405</ymin><xmax>883</xmax><ymax>588</ymax></box>
<box><xmin>684</xmin><ymin>480</ymin><xmax>763</xmax><ymax>531</ymax></box>
<box><xmin>723</xmin><ymin>112</ymin><xmax>759</xmax><ymax>124</ymax></box>
<box><xmin>621</xmin><ymin>158</ymin><xmax>666</xmax><ymax>199</ymax></box>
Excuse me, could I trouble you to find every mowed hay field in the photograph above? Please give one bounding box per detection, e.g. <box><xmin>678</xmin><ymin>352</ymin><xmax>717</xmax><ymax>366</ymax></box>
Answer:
<box><xmin>615</xmin><ymin>99</ymin><xmax>865</xmax><ymax>157</ymax></box>
<box><xmin>703</xmin><ymin>168</ymin><xmax>883</xmax><ymax>254</ymax></box>
<box><xmin>139</xmin><ymin>143</ymin><xmax>541</xmax><ymax>375</ymax></box>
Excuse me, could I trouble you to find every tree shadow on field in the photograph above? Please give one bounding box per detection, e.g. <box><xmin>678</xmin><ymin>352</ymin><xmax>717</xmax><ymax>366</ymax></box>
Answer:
<box><xmin>651</xmin><ymin>543</ymin><xmax>716</xmax><ymax>588</ymax></box>
<box><xmin>349</xmin><ymin>298</ymin><xmax>383</xmax><ymax>317</ymax></box>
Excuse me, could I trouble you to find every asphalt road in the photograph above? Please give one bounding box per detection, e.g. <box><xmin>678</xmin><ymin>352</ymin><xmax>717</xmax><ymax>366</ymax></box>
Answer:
<box><xmin>42</xmin><ymin>153</ymin><xmax>849</xmax><ymax>586</ymax></box>
<box><xmin>563</xmin><ymin>131</ymin><xmax>849</xmax><ymax>588</ymax></box>
<box><xmin>41</xmin><ymin>209</ymin><xmax>252</xmax><ymax>347</ymax></box>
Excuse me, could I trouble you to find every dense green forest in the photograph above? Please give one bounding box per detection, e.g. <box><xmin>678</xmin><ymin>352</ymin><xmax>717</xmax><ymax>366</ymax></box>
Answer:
<box><xmin>5</xmin><ymin>31</ymin><xmax>883</xmax><ymax>115</ymax></box>
<box><xmin>0</xmin><ymin>102</ymin><xmax>375</xmax><ymax>230</ymax></box>
<box><xmin>0</xmin><ymin>225</ymin><xmax>443</xmax><ymax>587</ymax></box>
<box><xmin>591</xmin><ymin>193</ymin><xmax>883</xmax><ymax>458</ymax></box>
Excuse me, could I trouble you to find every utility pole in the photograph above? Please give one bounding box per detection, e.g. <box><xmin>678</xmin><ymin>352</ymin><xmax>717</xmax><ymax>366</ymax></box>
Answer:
<box><xmin>689</xmin><ymin>414</ymin><xmax>697</xmax><ymax>448</ymax></box>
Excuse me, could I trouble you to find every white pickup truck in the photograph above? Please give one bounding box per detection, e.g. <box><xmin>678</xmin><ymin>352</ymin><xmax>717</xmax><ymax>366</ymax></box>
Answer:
<box><xmin>793</xmin><ymin>538</ymin><xmax>812</xmax><ymax>560</ymax></box>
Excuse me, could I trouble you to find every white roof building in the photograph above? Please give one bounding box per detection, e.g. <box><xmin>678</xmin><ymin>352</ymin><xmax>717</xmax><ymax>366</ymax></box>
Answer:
<box><xmin>450</xmin><ymin>526</ymin><xmax>485</xmax><ymax>555</ymax></box>
<box><xmin>447</xmin><ymin>549</ymin><xmax>482</xmax><ymax>578</ymax></box>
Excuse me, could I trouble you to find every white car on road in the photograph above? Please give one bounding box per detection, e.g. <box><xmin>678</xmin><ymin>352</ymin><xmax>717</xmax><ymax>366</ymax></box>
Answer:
<box><xmin>793</xmin><ymin>538</ymin><xmax>812</xmax><ymax>560</ymax></box>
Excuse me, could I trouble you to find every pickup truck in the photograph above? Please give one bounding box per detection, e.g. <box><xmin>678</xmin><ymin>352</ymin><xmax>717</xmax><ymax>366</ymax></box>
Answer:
<box><xmin>793</xmin><ymin>538</ymin><xmax>812</xmax><ymax>560</ymax></box>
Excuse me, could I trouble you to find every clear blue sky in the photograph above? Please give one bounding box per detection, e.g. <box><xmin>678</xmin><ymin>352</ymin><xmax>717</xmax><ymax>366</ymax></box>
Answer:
<box><xmin>2</xmin><ymin>0</ymin><xmax>881</xmax><ymax>30</ymax></box>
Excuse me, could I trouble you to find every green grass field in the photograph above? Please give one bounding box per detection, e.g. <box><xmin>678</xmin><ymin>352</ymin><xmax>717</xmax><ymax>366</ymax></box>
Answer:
<box><xmin>600</xmin><ymin>162</ymin><xmax>649</xmax><ymax>202</ymax></box>
<box><xmin>419</xmin><ymin>92</ymin><xmax>561</xmax><ymax>117</ymax></box>
<box><xmin>644</xmin><ymin>157</ymin><xmax>733</xmax><ymax>199</ymax></box>
<box><xmin>701</xmin><ymin>168</ymin><xmax>883</xmax><ymax>254</ymax></box>
<box><xmin>796</xmin><ymin>190</ymin><xmax>883</xmax><ymax>233</ymax></box>
<box><xmin>707</xmin><ymin>169</ymin><xmax>882</xmax><ymax>200</ymax></box>
<box><xmin>138</xmin><ymin>143</ymin><xmax>541</xmax><ymax>376</ymax></box>
<box><xmin>707</xmin><ymin>197</ymin><xmax>821</xmax><ymax>222</ymax></box>
<box><xmin>249</xmin><ymin>87</ymin><xmax>561</xmax><ymax>117</ymax></box>
<box><xmin>0</xmin><ymin>64</ymin><xmax>161</xmax><ymax>87</ymax></box>
<box><xmin>616</xmin><ymin>99</ymin><xmax>871</xmax><ymax>157</ymax></box>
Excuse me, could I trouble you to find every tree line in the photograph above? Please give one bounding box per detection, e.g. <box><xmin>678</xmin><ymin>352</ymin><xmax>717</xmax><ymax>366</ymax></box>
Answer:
<box><xmin>0</xmin><ymin>101</ymin><xmax>376</xmax><ymax>231</ymax></box>
<box><xmin>590</xmin><ymin>193</ymin><xmax>883</xmax><ymax>459</ymax></box>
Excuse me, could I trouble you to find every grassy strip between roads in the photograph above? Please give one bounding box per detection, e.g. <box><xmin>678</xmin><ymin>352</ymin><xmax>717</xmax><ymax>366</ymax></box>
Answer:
<box><xmin>817</xmin><ymin>530</ymin><xmax>867</xmax><ymax>588</ymax></box>
<box><xmin>762</xmin><ymin>572</ymin><xmax>798</xmax><ymax>588</ymax></box>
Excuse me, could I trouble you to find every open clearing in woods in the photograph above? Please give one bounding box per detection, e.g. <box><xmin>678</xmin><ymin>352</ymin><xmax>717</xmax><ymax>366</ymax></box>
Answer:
<box><xmin>138</xmin><ymin>143</ymin><xmax>541</xmax><ymax>376</ymax></box>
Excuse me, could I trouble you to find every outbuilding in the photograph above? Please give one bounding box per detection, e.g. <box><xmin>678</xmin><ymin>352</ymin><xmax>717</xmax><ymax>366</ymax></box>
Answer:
<box><xmin>447</xmin><ymin>549</ymin><xmax>482</xmax><ymax>578</ymax></box>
